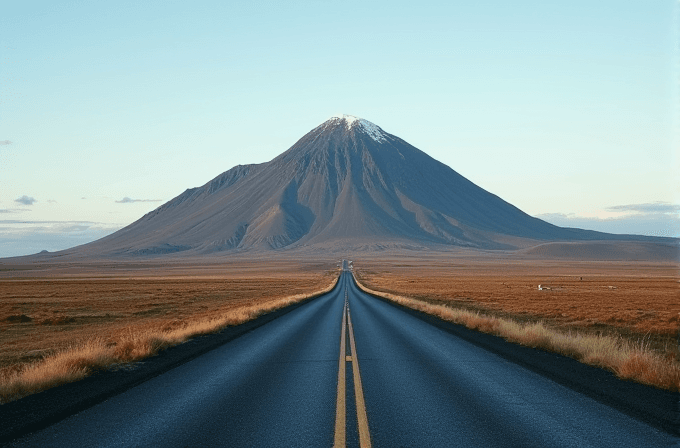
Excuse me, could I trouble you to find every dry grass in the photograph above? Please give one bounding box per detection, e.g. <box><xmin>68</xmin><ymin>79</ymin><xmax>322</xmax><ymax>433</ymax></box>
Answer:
<box><xmin>354</xmin><ymin>271</ymin><xmax>680</xmax><ymax>392</ymax></box>
<box><xmin>0</xmin><ymin>269</ymin><xmax>339</xmax><ymax>404</ymax></box>
<box><xmin>353</xmin><ymin>259</ymin><xmax>679</xmax><ymax>355</ymax></box>
<box><xmin>355</xmin><ymin>267</ymin><xmax>679</xmax><ymax>335</ymax></box>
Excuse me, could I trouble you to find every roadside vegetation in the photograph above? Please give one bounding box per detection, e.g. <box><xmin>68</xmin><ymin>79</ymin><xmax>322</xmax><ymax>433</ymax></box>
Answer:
<box><xmin>354</xmin><ymin>271</ymin><xmax>680</xmax><ymax>392</ymax></box>
<box><xmin>0</xmin><ymin>271</ymin><xmax>338</xmax><ymax>404</ymax></box>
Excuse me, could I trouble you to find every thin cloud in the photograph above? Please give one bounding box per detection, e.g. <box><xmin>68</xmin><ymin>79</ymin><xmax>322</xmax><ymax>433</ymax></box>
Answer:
<box><xmin>116</xmin><ymin>197</ymin><xmax>162</xmax><ymax>204</ymax></box>
<box><xmin>537</xmin><ymin>213</ymin><xmax>575</xmax><ymax>220</ymax></box>
<box><xmin>0</xmin><ymin>220</ymin><xmax>123</xmax><ymax>257</ymax></box>
<box><xmin>58</xmin><ymin>224</ymin><xmax>92</xmax><ymax>232</ymax></box>
<box><xmin>0</xmin><ymin>140</ymin><xmax>12</xmax><ymax>146</ymax></box>
<box><xmin>606</xmin><ymin>202</ymin><xmax>680</xmax><ymax>214</ymax></box>
<box><xmin>0</xmin><ymin>220</ymin><xmax>111</xmax><ymax>226</ymax></box>
<box><xmin>14</xmin><ymin>195</ymin><xmax>37</xmax><ymax>206</ymax></box>
<box><xmin>1</xmin><ymin>209</ymin><xmax>30</xmax><ymax>214</ymax></box>
<box><xmin>536</xmin><ymin>211</ymin><xmax>680</xmax><ymax>237</ymax></box>
<box><xmin>0</xmin><ymin>220</ymin><xmax>123</xmax><ymax>236</ymax></box>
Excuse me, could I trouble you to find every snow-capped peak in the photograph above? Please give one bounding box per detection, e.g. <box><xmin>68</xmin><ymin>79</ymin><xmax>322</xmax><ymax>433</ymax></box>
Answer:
<box><xmin>328</xmin><ymin>114</ymin><xmax>387</xmax><ymax>143</ymax></box>
<box><xmin>331</xmin><ymin>114</ymin><xmax>360</xmax><ymax>126</ymax></box>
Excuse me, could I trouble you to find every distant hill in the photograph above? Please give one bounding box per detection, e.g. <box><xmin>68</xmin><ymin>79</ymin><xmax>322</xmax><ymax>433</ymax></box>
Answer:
<box><xmin>54</xmin><ymin>114</ymin><xmax>677</xmax><ymax>257</ymax></box>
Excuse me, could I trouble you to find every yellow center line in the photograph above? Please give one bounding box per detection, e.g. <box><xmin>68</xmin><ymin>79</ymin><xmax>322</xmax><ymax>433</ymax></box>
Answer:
<box><xmin>333</xmin><ymin>298</ymin><xmax>347</xmax><ymax>447</ymax></box>
<box><xmin>334</xmin><ymin>284</ymin><xmax>372</xmax><ymax>448</ymax></box>
<box><xmin>347</xmin><ymin>306</ymin><xmax>372</xmax><ymax>448</ymax></box>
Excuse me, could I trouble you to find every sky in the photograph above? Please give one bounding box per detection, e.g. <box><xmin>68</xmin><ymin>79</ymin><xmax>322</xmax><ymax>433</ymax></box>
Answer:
<box><xmin>1</xmin><ymin>0</ymin><xmax>678</xmax><ymax>257</ymax></box>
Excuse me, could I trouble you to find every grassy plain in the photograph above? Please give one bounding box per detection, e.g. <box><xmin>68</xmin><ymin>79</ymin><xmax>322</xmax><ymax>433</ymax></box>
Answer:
<box><xmin>0</xmin><ymin>252</ymin><xmax>677</xmax><ymax>399</ymax></box>
<box><xmin>354</xmin><ymin>256</ymin><xmax>679</xmax><ymax>390</ymax></box>
<box><xmin>0</xmin><ymin>259</ymin><xmax>338</xmax><ymax>402</ymax></box>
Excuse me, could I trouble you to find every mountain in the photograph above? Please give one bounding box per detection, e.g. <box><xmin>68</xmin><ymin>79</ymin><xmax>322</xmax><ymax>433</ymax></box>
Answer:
<box><xmin>78</xmin><ymin>114</ymin><xmax>670</xmax><ymax>256</ymax></box>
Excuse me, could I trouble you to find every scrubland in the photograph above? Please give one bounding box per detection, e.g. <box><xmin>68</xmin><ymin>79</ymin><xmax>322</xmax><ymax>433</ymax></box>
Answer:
<box><xmin>354</xmin><ymin>259</ymin><xmax>679</xmax><ymax>391</ymax></box>
<box><xmin>0</xmin><ymin>262</ymin><xmax>338</xmax><ymax>403</ymax></box>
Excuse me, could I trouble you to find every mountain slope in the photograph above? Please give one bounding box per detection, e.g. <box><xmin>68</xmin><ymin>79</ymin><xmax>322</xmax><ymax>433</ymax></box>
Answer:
<box><xmin>79</xmin><ymin>115</ymin><xmax>670</xmax><ymax>256</ymax></box>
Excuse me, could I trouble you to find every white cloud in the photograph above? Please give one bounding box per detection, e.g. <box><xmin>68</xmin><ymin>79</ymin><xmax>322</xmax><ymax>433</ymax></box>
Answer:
<box><xmin>15</xmin><ymin>195</ymin><xmax>37</xmax><ymax>206</ymax></box>
<box><xmin>116</xmin><ymin>197</ymin><xmax>162</xmax><ymax>204</ymax></box>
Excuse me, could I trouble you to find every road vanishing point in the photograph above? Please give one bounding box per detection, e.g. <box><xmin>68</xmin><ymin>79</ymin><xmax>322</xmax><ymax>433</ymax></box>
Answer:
<box><xmin>8</xmin><ymin>268</ymin><xmax>678</xmax><ymax>447</ymax></box>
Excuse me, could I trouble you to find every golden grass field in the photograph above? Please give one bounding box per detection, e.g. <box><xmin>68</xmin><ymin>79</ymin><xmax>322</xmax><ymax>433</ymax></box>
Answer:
<box><xmin>354</xmin><ymin>257</ymin><xmax>679</xmax><ymax>391</ymax></box>
<box><xmin>0</xmin><ymin>254</ymin><xmax>677</xmax><ymax>400</ymax></box>
<box><xmin>0</xmin><ymin>259</ymin><xmax>338</xmax><ymax>403</ymax></box>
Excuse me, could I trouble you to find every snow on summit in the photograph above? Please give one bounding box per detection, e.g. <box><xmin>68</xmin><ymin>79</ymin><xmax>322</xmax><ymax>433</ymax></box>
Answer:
<box><xmin>328</xmin><ymin>114</ymin><xmax>387</xmax><ymax>143</ymax></box>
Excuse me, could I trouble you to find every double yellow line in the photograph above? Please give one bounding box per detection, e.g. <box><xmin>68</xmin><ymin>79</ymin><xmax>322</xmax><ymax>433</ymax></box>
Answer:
<box><xmin>334</xmin><ymin>292</ymin><xmax>371</xmax><ymax>448</ymax></box>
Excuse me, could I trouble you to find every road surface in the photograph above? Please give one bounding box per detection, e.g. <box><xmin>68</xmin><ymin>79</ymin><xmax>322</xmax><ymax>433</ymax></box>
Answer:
<box><xmin>8</xmin><ymin>270</ymin><xmax>678</xmax><ymax>447</ymax></box>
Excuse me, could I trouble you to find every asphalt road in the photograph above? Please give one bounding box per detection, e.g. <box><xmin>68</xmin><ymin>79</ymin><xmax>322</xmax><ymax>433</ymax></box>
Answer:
<box><xmin>9</xmin><ymin>271</ymin><xmax>678</xmax><ymax>447</ymax></box>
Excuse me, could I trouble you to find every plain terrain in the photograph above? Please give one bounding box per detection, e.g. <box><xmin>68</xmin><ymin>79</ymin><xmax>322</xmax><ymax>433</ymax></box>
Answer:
<box><xmin>0</xmin><ymin>251</ymin><xmax>677</xmax><ymax>396</ymax></box>
<box><xmin>356</xmin><ymin>258</ymin><xmax>679</xmax><ymax>333</ymax></box>
<box><xmin>353</xmin><ymin>254</ymin><xmax>679</xmax><ymax>383</ymax></box>
<box><xmin>0</xmin><ymin>259</ymin><xmax>336</xmax><ymax>376</ymax></box>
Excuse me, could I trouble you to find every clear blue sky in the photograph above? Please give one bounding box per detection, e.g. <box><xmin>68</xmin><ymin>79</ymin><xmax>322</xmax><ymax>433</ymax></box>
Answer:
<box><xmin>1</xmin><ymin>1</ymin><xmax>678</xmax><ymax>257</ymax></box>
